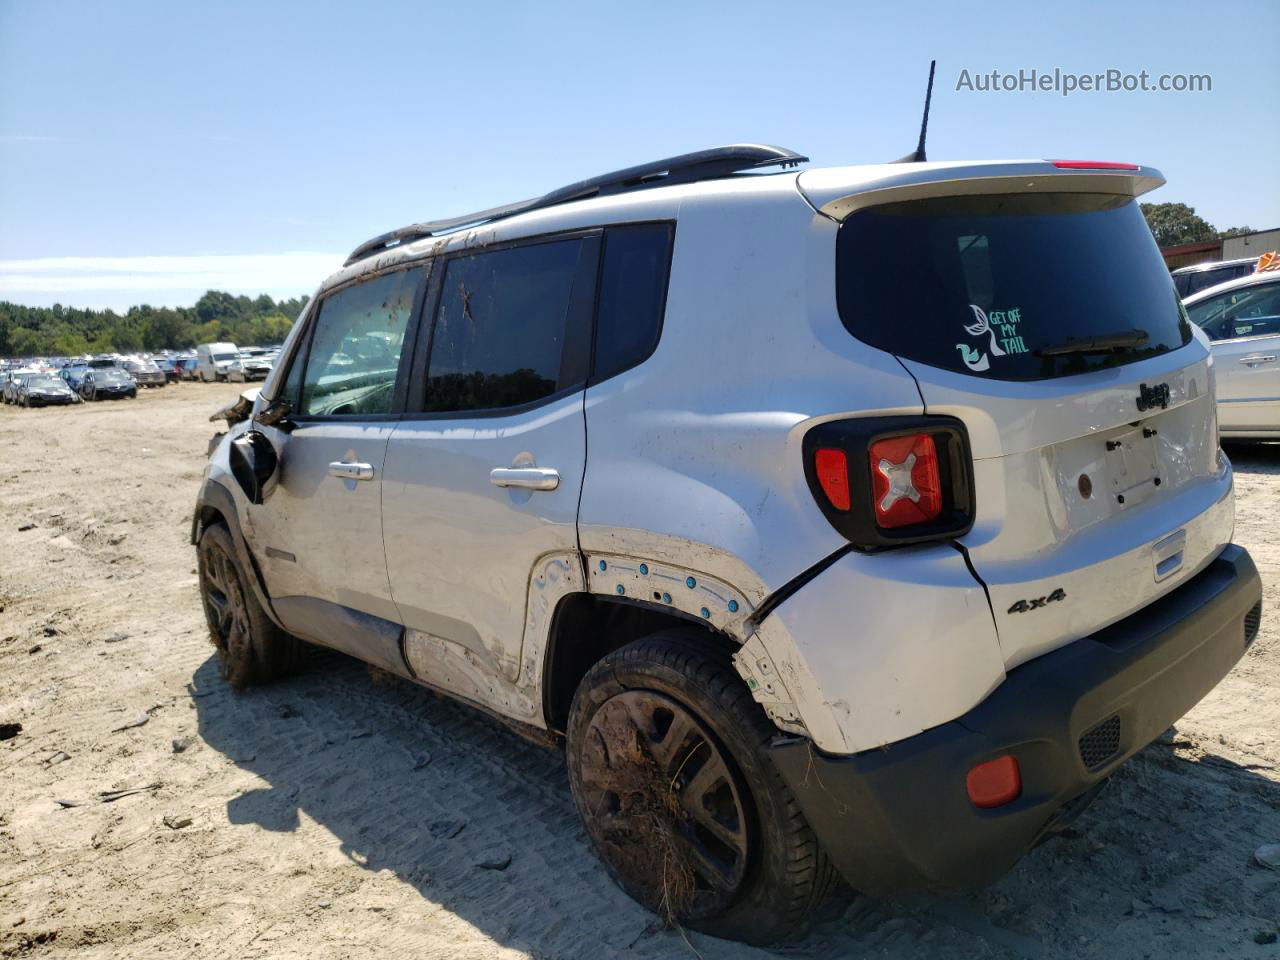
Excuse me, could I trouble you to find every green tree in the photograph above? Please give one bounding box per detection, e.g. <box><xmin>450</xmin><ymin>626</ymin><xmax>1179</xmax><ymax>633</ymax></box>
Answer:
<box><xmin>52</xmin><ymin>330</ymin><xmax>91</xmax><ymax>355</ymax></box>
<box><xmin>1141</xmin><ymin>202</ymin><xmax>1217</xmax><ymax>247</ymax></box>
<box><xmin>1218</xmin><ymin>225</ymin><xmax>1255</xmax><ymax>239</ymax></box>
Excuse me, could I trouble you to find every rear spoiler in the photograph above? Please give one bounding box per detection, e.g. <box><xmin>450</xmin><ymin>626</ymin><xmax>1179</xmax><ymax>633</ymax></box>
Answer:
<box><xmin>798</xmin><ymin>160</ymin><xmax>1164</xmax><ymax>222</ymax></box>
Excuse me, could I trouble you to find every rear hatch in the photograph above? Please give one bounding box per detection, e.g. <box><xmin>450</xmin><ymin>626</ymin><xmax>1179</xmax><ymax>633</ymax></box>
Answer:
<box><xmin>803</xmin><ymin>162</ymin><xmax>1233</xmax><ymax>668</ymax></box>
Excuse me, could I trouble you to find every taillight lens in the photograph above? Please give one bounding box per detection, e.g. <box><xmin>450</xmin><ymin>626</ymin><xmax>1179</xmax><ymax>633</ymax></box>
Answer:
<box><xmin>802</xmin><ymin>416</ymin><xmax>974</xmax><ymax>548</ymax></box>
<box><xmin>868</xmin><ymin>434</ymin><xmax>942</xmax><ymax>528</ymax></box>
<box><xmin>813</xmin><ymin>449</ymin><xmax>850</xmax><ymax>511</ymax></box>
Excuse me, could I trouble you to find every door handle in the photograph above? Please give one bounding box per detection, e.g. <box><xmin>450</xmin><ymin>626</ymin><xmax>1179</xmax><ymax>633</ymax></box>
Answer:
<box><xmin>328</xmin><ymin>461</ymin><xmax>375</xmax><ymax>481</ymax></box>
<box><xmin>489</xmin><ymin>466</ymin><xmax>560</xmax><ymax>491</ymax></box>
<box><xmin>1240</xmin><ymin>354</ymin><xmax>1277</xmax><ymax>365</ymax></box>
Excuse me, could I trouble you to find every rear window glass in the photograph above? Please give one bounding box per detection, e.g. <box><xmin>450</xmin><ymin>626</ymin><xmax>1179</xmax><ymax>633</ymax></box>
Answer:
<box><xmin>836</xmin><ymin>194</ymin><xmax>1191</xmax><ymax>381</ymax></box>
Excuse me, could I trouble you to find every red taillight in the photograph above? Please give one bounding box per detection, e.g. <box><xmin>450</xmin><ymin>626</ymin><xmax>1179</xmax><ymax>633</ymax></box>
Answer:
<box><xmin>813</xmin><ymin>449</ymin><xmax>850</xmax><ymax>511</ymax></box>
<box><xmin>966</xmin><ymin>755</ymin><xmax>1022</xmax><ymax>809</ymax></box>
<box><xmin>1050</xmin><ymin>160</ymin><xmax>1140</xmax><ymax>171</ymax></box>
<box><xmin>868</xmin><ymin>434</ymin><xmax>942</xmax><ymax>528</ymax></box>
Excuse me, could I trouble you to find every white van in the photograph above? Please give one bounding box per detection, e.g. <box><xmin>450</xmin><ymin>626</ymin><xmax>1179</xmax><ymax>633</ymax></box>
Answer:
<box><xmin>195</xmin><ymin>342</ymin><xmax>239</xmax><ymax>382</ymax></box>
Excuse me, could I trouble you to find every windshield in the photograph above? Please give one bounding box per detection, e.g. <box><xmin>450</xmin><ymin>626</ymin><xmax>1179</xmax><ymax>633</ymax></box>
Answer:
<box><xmin>30</xmin><ymin>377</ymin><xmax>63</xmax><ymax>389</ymax></box>
<box><xmin>97</xmin><ymin>370</ymin><xmax>129</xmax><ymax>383</ymax></box>
<box><xmin>836</xmin><ymin>193</ymin><xmax>1191</xmax><ymax>381</ymax></box>
<box><xmin>214</xmin><ymin>353</ymin><xmax>237</xmax><ymax>363</ymax></box>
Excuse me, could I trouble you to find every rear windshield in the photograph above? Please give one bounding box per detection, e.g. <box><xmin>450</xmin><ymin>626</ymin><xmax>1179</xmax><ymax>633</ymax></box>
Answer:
<box><xmin>836</xmin><ymin>194</ymin><xmax>1191</xmax><ymax>381</ymax></box>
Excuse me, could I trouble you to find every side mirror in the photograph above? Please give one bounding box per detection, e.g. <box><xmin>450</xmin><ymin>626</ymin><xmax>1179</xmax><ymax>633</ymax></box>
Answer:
<box><xmin>256</xmin><ymin>395</ymin><xmax>295</xmax><ymax>432</ymax></box>
<box><xmin>228</xmin><ymin>431</ymin><xmax>279</xmax><ymax>505</ymax></box>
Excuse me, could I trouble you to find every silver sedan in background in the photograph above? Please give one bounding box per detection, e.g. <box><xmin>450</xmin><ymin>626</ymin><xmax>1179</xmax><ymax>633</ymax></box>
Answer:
<box><xmin>1186</xmin><ymin>264</ymin><xmax>1280</xmax><ymax>440</ymax></box>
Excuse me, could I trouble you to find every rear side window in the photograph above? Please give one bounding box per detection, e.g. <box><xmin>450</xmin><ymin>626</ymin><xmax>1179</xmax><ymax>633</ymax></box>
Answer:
<box><xmin>1178</xmin><ymin>263</ymin><xmax>1258</xmax><ymax>298</ymax></box>
<box><xmin>592</xmin><ymin>223</ymin><xmax>674</xmax><ymax>382</ymax></box>
<box><xmin>836</xmin><ymin>194</ymin><xmax>1192</xmax><ymax>381</ymax></box>
<box><xmin>299</xmin><ymin>267</ymin><xmax>421</xmax><ymax>416</ymax></box>
<box><xmin>423</xmin><ymin>238</ymin><xmax>589</xmax><ymax>413</ymax></box>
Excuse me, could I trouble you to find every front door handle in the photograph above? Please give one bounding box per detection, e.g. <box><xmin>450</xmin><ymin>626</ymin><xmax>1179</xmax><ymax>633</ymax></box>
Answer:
<box><xmin>328</xmin><ymin>461</ymin><xmax>375</xmax><ymax>481</ymax></box>
<box><xmin>1240</xmin><ymin>354</ymin><xmax>1277</xmax><ymax>366</ymax></box>
<box><xmin>489</xmin><ymin>466</ymin><xmax>560</xmax><ymax>491</ymax></box>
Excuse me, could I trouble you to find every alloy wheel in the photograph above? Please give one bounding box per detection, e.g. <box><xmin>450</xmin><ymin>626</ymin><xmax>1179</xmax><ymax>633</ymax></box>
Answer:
<box><xmin>199</xmin><ymin>540</ymin><xmax>252</xmax><ymax>677</ymax></box>
<box><xmin>577</xmin><ymin>689</ymin><xmax>752</xmax><ymax>920</ymax></box>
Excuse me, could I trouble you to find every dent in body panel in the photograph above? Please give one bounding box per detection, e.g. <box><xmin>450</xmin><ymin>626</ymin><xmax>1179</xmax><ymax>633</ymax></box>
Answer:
<box><xmin>575</xmin><ymin>548</ymin><xmax>814</xmax><ymax>739</ymax></box>
<box><xmin>516</xmin><ymin>552</ymin><xmax>585</xmax><ymax>706</ymax></box>
<box><xmin>405</xmin><ymin>629</ymin><xmax>541</xmax><ymax>722</ymax></box>
<box><xmin>582</xmin><ymin>552</ymin><xmax>755</xmax><ymax>634</ymax></box>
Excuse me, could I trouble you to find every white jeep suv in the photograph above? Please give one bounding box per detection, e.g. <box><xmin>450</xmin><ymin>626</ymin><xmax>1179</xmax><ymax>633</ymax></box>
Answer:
<box><xmin>193</xmin><ymin>145</ymin><xmax>1262</xmax><ymax>943</ymax></box>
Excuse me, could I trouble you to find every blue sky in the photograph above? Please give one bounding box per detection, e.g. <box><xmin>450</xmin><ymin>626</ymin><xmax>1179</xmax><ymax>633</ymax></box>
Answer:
<box><xmin>2</xmin><ymin>0</ymin><xmax>1277</xmax><ymax>309</ymax></box>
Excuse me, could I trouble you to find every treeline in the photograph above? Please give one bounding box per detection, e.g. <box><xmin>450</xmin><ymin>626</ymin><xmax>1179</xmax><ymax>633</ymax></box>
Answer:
<box><xmin>0</xmin><ymin>290</ymin><xmax>309</xmax><ymax>357</ymax></box>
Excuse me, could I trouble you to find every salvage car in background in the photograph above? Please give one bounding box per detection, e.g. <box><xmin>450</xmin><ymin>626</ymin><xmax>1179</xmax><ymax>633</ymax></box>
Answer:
<box><xmin>227</xmin><ymin>349</ymin><xmax>273</xmax><ymax>382</ymax></box>
<box><xmin>79</xmin><ymin>367</ymin><xmax>137</xmax><ymax>401</ymax></box>
<box><xmin>3</xmin><ymin>370</ymin><xmax>37</xmax><ymax>404</ymax></box>
<box><xmin>1172</xmin><ymin>255</ymin><xmax>1261</xmax><ymax>298</ymax></box>
<box><xmin>1186</xmin><ymin>259</ymin><xmax>1280</xmax><ymax>438</ymax></box>
<box><xmin>15</xmin><ymin>374</ymin><xmax>80</xmax><ymax>407</ymax></box>
<box><xmin>121</xmin><ymin>357</ymin><xmax>167</xmax><ymax>388</ymax></box>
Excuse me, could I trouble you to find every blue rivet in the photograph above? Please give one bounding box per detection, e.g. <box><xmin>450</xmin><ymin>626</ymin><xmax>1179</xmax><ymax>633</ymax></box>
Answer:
<box><xmin>616</xmin><ymin>584</ymin><xmax>625</xmax><ymax>595</ymax></box>
<box><xmin>686</xmin><ymin>576</ymin><xmax>696</xmax><ymax>589</ymax></box>
<box><xmin>639</xmin><ymin>563</ymin><xmax>648</xmax><ymax>575</ymax></box>
<box><xmin>598</xmin><ymin>560</ymin><xmax>607</xmax><ymax>572</ymax></box>
<box><xmin>728</xmin><ymin>600</ymin><xmax>739</xmax><ymax>613</ymax></box>
<box><xmin>662</xmin><ymin>592</ymin><xmax>672</xmax><ymax>604</ymax></box>
<box><xmin>700</xmin><ymin>607</ymin><xmax>711</xmax><ymax>618</ymax></box>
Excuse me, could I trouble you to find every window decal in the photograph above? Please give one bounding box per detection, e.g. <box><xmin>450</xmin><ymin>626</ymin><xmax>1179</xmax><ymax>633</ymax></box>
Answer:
<box><xmin>956</xmin><ymin>304</ymin><xmax>1028</xmax><ymax>372</ymax></box>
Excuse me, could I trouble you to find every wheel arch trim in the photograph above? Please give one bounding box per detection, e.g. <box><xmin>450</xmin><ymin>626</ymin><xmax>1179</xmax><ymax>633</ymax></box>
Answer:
<box><xmin>192</xmin><ymin>478</ymin><xmax>286</xmax><ymax>632</ymax></box>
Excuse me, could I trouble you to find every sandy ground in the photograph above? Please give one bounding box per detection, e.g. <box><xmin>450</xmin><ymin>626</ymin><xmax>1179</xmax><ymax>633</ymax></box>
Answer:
<box><xmin>0</xmin><ymin>384</ymin><xmax>1277</xmax><ymax>960</ymax></box>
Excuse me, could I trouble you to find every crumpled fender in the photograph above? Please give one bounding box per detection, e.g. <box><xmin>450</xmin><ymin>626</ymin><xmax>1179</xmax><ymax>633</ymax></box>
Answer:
<box><xmin>209</xmin><ymin>387</ymin><xmax>261</xmax><ymax>426</ymax></box>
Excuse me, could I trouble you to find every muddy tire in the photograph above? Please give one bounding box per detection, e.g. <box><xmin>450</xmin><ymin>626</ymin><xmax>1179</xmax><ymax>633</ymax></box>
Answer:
<box><xmin>566</xmin><ymin>630</ymin><xmax>834</xmax><ymax>945</ymax></box>
<box><xmin>197</xmin><ymin>522</ymin><xmax>300</xmax><ymax>689</ymax></box>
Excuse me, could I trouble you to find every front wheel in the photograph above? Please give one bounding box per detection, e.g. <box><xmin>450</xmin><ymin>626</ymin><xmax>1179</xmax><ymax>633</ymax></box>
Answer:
<box><xmin>197</xmin><ymin>522</ymin><xmax>301</xmax><ymax>689</ymax></box>
<box><xmin>566</xmin><ymin>630</ymin><xmax>834</xmax><ymax>945</ymax></box>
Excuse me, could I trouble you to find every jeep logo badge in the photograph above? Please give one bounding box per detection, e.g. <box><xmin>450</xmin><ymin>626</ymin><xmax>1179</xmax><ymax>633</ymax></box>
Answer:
<box><xmin>1136</xmin><ymin>382</ymin><xmax>1170</xmax><ymax>412</ymax></box>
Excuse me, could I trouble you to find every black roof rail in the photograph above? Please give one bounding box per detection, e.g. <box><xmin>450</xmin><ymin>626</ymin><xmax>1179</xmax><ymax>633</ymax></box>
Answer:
<box><xmin>343</xmin><ymin>143</ymin><xmax>808</xmax><ymax>266</ymax></box>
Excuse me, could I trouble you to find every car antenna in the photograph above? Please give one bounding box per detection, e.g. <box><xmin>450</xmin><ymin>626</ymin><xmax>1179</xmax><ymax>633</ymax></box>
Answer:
<box><xmin>895</xmin><ymin>60</ymin><xmax>936</xmax><ymax>163</ymax></box>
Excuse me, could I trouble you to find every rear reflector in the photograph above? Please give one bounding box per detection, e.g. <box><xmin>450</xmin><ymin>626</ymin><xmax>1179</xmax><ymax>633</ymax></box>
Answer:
<box><xmin>1051</xmin><ymin>160</ymin><xmax>1140</xmax><ymax>171</ymax></box>
<box><xmin>966</xmin><ymin>755</ymin><xmax>1022</xmax><ymax>808</ymax></box>
<box><xmin>868</xmin><ymin>434</ymin><xmax>942</xmax><ymax>528</ymax></box>
<box><xmin>813</xmin><ymin>449</ymin><xmax>851</xmax><ymax>511</ymax></box>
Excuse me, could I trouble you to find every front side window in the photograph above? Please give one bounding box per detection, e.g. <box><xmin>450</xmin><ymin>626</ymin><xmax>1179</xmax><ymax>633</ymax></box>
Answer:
<box><xmin>836</xmin><ymin>194</ymin><xmax>1192</xmax><ymax>381</ymax></box>
<box><xmin>299</xmin><ymin>268</ymin><xmax>422</xmax><ymax>416</ymax></box>
<box><xmin>1187</xmin><ymin>281</ymin><xmax>1280</xmax><ymax>341</ymax></box>
<box><xmin>423</xmin><ymin>238</ymin><xmax>587</xmax><ymax>413</ymax></box>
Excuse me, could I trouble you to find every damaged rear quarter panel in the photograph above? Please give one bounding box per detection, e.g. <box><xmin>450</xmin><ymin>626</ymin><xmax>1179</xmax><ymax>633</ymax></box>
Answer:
<box><xmin>574</xmin><ymin>179</ymin><xmax>944</xmax><ymax>751</ymax></box>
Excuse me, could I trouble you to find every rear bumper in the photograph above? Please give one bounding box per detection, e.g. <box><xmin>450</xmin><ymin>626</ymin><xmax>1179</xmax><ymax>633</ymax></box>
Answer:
<box><xmin>770</xmin><ymin>543</ymin><xmax>1261</xmax><ymax>895</ymax></box>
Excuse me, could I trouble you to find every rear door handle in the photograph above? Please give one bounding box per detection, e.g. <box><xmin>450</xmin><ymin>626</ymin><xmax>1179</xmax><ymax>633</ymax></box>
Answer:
<box><xmin>489</xmin><ymin>467</ymin><xmax>560</xmax><ymax>491</ymax></box>
<box><xmin>328</xmin><ymin>461</ymin><xmax>375</xmax><ymax>481</ymax></box>
<box><xmin>1240</xmin><ymin>354</ymin><xmax>1277</xmax><ymax>365</ymax></box>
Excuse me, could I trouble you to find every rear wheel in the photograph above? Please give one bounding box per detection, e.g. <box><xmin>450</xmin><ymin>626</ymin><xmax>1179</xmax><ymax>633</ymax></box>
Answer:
<box><xmin>566</xmin><ymin>630</ymin><xmax>834</xmax><ymax>944</ymax></box>
<box><xmin>197</xmin><ymin>522</ymin><xmax>301</xmax><ymax>689</ymax></box>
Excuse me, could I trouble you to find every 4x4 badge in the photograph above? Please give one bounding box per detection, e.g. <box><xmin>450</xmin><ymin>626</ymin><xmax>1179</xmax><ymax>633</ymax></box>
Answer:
<box><xmin>1136</xmin><ymin>382</ymin><xmax>1170</xmax><ymax>412</ymax></box>
<box><xmin>1007</xmin><ymin>588</ymin><xmax>1066</xmax><ymax>615</ymax></box>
